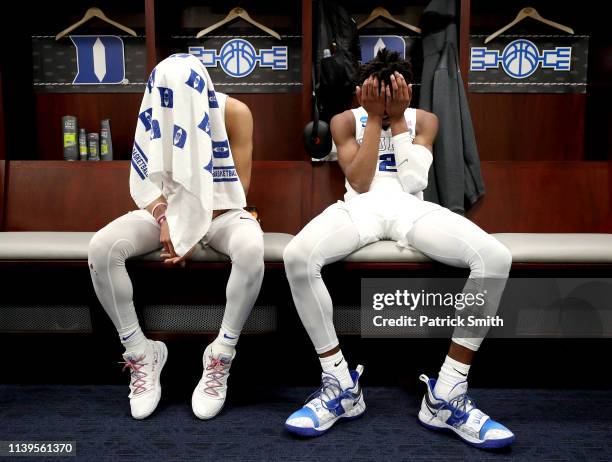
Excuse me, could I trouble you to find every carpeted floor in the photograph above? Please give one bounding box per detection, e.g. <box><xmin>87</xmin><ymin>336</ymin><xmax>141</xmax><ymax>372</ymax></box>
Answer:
<box><xmin>1</xmin><ymin>385</ymin><xmax>611</xmax><ymax>461</ymax></box>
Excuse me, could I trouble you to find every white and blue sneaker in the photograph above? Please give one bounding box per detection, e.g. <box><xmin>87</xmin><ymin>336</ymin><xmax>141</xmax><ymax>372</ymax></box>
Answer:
<box><xmin>285</xmin><ymin>365</ymin><xmax>366</xmax><ymax>437</ymax></box>
<box><xmin>418</xmin><ymin>374</ymin><xmax>515</xmax><ymax>449</ymax></box>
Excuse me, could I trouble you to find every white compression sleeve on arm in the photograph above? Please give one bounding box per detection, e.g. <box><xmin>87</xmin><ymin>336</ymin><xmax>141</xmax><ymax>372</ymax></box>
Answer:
<box><xmin>392</xmin><ymin>132</ymin><xmax>433</xmax><ymax>194</ymax></box>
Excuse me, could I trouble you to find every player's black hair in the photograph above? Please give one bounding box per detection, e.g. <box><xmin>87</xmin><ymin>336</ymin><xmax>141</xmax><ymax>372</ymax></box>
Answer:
<box><xmin>359</xmin><ymin>48</ymin><xmax>413</xmax><ymax>87</ymax></box>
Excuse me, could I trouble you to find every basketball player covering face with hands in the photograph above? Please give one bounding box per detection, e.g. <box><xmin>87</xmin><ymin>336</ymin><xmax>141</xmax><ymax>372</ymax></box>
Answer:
<box><xmin>283</xmin><ymin>49</ymin><xmax>515</xmax><ymax>449</ymax></box>
<box><xmin>88</xmin><ymin>59</ymin><xmax>264</xmax><ymax>421</ymax></box>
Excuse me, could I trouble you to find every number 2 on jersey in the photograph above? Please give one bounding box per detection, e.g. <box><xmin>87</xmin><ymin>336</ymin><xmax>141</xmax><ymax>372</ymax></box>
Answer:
<box><xmin>378</xmin><ymin>153</ymin><xmax>397</xmax><ymax>172</ymax></box>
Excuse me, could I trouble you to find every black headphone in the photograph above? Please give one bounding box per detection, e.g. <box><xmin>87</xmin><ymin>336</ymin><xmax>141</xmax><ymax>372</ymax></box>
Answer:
<box><xmin>303</xmin><ymin>69</ymin><xmax>332</xmax><ymax>159</ymax></box>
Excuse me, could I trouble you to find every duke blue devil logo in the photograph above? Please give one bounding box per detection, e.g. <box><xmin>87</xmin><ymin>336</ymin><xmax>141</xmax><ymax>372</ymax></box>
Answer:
<box><xmin>147</xmin><ymin>69</ymin><xmax>156</xmax><ymax>93</ymax></box>
<box><xmin>158</xmin><ymin>87</ymin><xmax>174</xmax><ymax>108</ymax></box>
<box><xmin>212</xmin><ymin>140</ymin><xmax>230</xmax><ymax>158</ymax></box>
<box><xmin>204</xmin><ymin>157</ymin><xmax>213</xmax><ymax>174</ymax></box>
<box><xmin>139</xmin><ymin>108</ymin><xmax>152</xmax><ymax>131</ymax></box>
<box><xmin>186</xmin><ymin>69</ymin><xmax>205</xmax><ymax>93</ymax></box>
<box><xmin>173</xmin><ymin>125</ymin><xmax>187</xmax><ymax>148</ymax></box>
<box><xmin>189</xmin><ymin>39</ymin><xmax>288</xmax><ymax>78</ymax></box>
<box><xmin>71</xmin><ymin>35</ymin><xmax>126</xmax><ymax>84</ymax></box>
<box><xmin>198</xmin><ymin>113</ymin><xmax>211</xmax><ymax>136</ymax></box>
<box><xmin>150</xmin><ymin>120</ymin><xmax>161</xmax><ymax>140</ymax></box>
<box><xmin>471</xmin><ymin>39</ymin><xmax>571</xmax><ymax>79</ymax></box>
<box><xmin>208</xmin><ymin>90</ymin><xmax>219</xmax><ymax>108</ymax></box>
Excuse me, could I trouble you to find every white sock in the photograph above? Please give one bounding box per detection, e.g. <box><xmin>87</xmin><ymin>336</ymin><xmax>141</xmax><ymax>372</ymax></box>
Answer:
<box><xmin>320</xmin><ymin>350</ymin><xmax>353</xmax><ymax>390</ymax></box>
<box><xmin>119</xmin><ymin>324</ymin><xmax>148</xmax><ymax>356</ymax></box>
<box><xmin>210</xmin><ymin>326</ymin><xmax>239</xmax><ymax>357</ymax></box>
<box><xmin>433</xmin><ymin>355</ymin><xmax>470</xmax><ymax>401</ymax></box>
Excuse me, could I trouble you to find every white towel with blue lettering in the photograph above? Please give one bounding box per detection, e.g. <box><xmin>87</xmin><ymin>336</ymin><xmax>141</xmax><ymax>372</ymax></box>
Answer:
<box><xmin>129</xmin><ymin>54</ymin><xmax>246</xmax><ymax>257</ymax></box>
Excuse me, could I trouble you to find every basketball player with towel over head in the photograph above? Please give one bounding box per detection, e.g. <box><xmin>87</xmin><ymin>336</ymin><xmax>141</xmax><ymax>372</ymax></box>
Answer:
<box><xmin>88</xmin><ymin>54</ymin><xmax>264</xmax><ymax>420</ymax></box>
<box><xmin>283</xmin><ymin>49</ymin><xmax>515</xmax><ymax>449</ymax></box>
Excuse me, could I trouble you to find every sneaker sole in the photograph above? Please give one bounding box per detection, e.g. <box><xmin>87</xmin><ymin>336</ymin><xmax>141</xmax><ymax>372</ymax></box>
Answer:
<box><xmin>192</xmin><ymin>405</ymin><xmax>225</xmax><ymax>420</ymax></box>
<box><xmin>418</xmin><ymin>410</ymin><xmax>515</xmax><ymax>449</ymax></box>
<box><xmin>132</xmin><ymin>341</ymin><xmax>168</xmax><ymax>420</ymax></box>
<box><xmin>285</xmin><ymin>400</ymin><xmax>366</xmax><ymax>437</ymax></box>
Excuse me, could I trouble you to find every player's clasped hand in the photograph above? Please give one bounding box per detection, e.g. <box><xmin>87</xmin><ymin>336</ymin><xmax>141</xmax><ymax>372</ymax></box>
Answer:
<box><xmin>158</xmin><ymin>220</ymin><xmax>193</xmax><ymax>267</ymax></box>
<box><xmin>356</xmin><ymin>76</ymin><xmax>386</xmax><ymax>118</ymax></box>
<box><xmin>161</xmin><ymin>245</ymin><xmax>197</xmax><ymax>267</ymax></box>
<box><xmin>385</xmin><ymin>71</ymin><xmax>412</xmax><ymax>120</ymax></box>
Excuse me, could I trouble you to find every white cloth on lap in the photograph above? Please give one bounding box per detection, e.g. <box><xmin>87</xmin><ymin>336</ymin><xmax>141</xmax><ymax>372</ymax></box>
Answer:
<box><xmin>129</xmin><ymin>54</ymin><xmax>246</xmax><ymax>256</ymax></box>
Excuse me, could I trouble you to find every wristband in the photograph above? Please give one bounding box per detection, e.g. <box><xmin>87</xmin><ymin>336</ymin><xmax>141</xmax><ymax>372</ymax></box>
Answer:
<box><xmin>151</xmin><ymin>202</ymin><xmax>167</xmax><ymax>218</ymax></box>
<box><xmin>156</xmin><ymin>214</ymin><xmax>167</xmax><ymax>226</ymax></box>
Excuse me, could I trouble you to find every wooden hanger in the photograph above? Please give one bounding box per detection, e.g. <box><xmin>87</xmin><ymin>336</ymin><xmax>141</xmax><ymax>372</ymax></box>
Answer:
<box><xmin>196</xmin><ymin>7</ymin><xmax>281</xmax><ymax>40</ymax></box>
<box><xmin>485</xmin><ymin>7</ymin><xmax>574</xmax><ymax>44</ymax></box>
<box><xmin>357</xmin><ymin>7</ymin><xmax>421</xmax><ymax>34</ymax></box>
<box><xmin>56</xmin><ymin>7</ymin><xmax>137</xmax><ymax>40</ymax></box>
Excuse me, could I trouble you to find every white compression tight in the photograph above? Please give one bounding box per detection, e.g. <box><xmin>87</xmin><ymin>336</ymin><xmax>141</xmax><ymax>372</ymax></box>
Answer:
<box><xmin>283</xmin><ymin>207</ymin><xmax>512</xmax><ymax>354</ymax></box>
<box><xmin>88</xmin><ymin>209</ymin><xmax>264</xmax><ymax>342</ymax></box>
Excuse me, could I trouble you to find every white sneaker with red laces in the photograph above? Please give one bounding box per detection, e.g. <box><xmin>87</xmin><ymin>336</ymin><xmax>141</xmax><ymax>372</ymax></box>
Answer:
<box><xmin>121</xmin><ymin>340</ymin><xmax>168</xmax><ymax>420</ymax></box>
<box><xmin>191</xmin><ymin>343</ymin><xmax>235</xmax><ymax>420</ymax></box>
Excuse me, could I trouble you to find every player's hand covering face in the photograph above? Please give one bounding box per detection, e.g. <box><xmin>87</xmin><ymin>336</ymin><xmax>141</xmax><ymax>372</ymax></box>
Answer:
<box><xmin>385</xmin><ymin>71</ymin><xmax>412</xmax><ymax>120</ymax></box>
<box><xmin>356</xmin><ymin>76</ymin><xmax>386</xmax><ymax>118</ymax></box>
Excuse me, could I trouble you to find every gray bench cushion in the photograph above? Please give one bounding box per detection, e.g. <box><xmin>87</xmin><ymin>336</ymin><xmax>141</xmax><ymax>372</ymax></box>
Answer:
<box><xmin>493</xmin><ymin>233</ymin><xmax>612</xmax><ymax>263</ymax></box>
<box><xmin>0</xmin><ymin>232</ymin><xmax>94</xmax><ymax>260</ymax></box>
<box><xmin>0</xmin><ymin>232</ymin><xmax>293</xmax><ymax>262</ymax></box>
<box><xmin>1</xmin><ymin>232</ymin><xmax>611</xmax><ymax>264</ymax></box>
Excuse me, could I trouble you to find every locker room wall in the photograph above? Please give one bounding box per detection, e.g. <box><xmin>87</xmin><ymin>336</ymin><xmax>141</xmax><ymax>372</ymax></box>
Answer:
<box><xmin>0</xmin><ymin>0</ymin><xmax>610</xmax><ymax>233</ymax></box>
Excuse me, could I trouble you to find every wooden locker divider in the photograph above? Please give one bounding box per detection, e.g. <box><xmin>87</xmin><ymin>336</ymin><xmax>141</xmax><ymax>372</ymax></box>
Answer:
<box><xmin>301</xmin><ymin>0</ymin><xmax>313</xmax><ymax>150</ymax></box>
<box><xmin>0</xmin><ymin>160</ymin><xmax>5</xmax><ymax>231</ymax></box>
<box><xmin>145</xmin><ymin>0</ymin><xmax>158</xmax><ymax>73</ymax></box>
<box><xmin>459</xmin><ymin>0</ymin><xmax>471</xmax><ymax>85</ymax></box>
<box><xmin>0</xmin><ymin>71</ymin><xmax>5</xmax><ymax>161</ymax></box>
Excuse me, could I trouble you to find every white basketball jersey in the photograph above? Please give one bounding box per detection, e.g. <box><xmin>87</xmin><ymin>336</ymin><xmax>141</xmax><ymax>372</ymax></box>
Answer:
<box><xmin>215</xmin><ymin>91</ymin><xmax>229</xmax><ymax>113</ymax></box>
<box><xmin>345</xmin><ymin>107</ymin><xmax>420</xmax><ymax>202</ymax></box>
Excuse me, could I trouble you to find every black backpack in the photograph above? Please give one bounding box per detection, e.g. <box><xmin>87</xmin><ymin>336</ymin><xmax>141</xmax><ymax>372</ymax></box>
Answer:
<box><xmin>314</xmin><ymin>0</ymin><xmax>361</xmax><ymax>123</ymax></box>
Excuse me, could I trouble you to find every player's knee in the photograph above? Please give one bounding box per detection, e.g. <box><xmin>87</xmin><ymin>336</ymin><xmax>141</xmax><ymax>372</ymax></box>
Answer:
<box><xmin>283</xmin><ymin>239</ymin><xmax>311</xmax><ymax>281</ymax></box>
<box><xmin>232</xmin><ymin>239</ymin><xmax>264</xmax><ymax>276</ymax></box>
<box><xmin>88</xmin><ymin>232</ymin><xmax>131</xmax><ymax>270</ymax></box>
<box><xmin>479</xmin><ymin>240</ymin><xmax>512</xmax><ymax>277</ymax></box>
<box><xmin>88</xmin><ymin>232</ymin><xmax>109</xmax><ymax>269</ymax></box>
